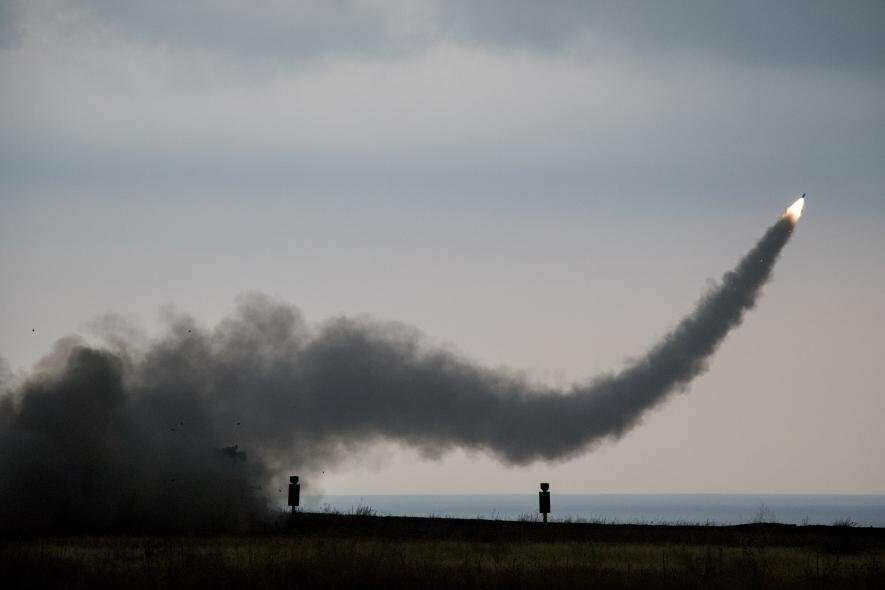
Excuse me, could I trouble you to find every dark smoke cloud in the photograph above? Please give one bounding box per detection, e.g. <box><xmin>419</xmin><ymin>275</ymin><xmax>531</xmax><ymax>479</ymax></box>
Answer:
<box><xmin>0</xmin><ymin>215</ymin><xmax>797</xmax><ymax>532</ymax></box>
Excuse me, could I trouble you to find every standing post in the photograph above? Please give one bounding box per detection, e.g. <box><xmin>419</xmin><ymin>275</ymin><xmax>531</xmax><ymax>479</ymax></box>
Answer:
<box><xmin>539</xmin><ymin>482</ymin><xmax>551</xmax><ymax>523</ymax></box>
<box><xmin>288</xmin><ymin>475</ymin><xmax>301</xmax><ymax>514</ymax></box>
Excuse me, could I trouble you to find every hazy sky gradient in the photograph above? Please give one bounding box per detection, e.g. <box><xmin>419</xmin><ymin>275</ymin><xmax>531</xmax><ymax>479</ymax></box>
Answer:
<box><xmin>1</xmin><ymin>1</ymin><xmax>883</xmax><ymax>494</ymax></box>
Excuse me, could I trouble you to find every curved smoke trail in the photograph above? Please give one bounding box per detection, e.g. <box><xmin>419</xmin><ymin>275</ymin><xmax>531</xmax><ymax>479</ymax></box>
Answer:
<box><xmin>0</xmin><ymin>203</ymin><xmax>801</xmax><ymax>531</ymax></box>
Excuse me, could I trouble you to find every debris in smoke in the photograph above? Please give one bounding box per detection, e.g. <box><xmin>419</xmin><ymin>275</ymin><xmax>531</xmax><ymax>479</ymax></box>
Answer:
<box><xmin>217</xmin><ymin>444</ymin><xmax>247</xmax><ymax>462</ymax></box>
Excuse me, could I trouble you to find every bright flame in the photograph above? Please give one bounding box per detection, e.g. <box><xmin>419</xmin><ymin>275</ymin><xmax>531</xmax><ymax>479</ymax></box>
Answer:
<box><xmin>784</xmin><ymin>197</ymin><xmax>805</xmax><ymax>223</ymax></box>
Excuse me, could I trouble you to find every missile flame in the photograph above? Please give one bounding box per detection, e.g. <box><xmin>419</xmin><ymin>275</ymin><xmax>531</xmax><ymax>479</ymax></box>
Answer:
<box><xmin>784</xmin><ymin>196</ymin><xmax>805</xmax><ymax>223</ymax></box>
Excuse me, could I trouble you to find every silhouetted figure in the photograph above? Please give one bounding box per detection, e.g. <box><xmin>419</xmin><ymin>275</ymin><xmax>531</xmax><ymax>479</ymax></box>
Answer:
<box><xmin>288</xmin><ymin>475</ymin><xmax>300</xmax><ymax>513</ymax></box>
<box><xmin>539</xmin><ymin>482</ymin><xmax>551</xmax><ymax>523</ymax></box>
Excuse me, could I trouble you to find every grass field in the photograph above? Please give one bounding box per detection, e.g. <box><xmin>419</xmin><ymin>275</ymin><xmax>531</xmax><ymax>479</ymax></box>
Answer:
<box><xmin>2</xmin><ymin>513</ymin><xmax>883</xmax><ymax>589</ymax></box>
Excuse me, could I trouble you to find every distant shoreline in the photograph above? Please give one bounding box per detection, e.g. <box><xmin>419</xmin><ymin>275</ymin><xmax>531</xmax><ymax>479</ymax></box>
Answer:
<box><xmin>298</xmin><ymin>493</ymin><xmax>885</xmax><ymax>527</ymax></box>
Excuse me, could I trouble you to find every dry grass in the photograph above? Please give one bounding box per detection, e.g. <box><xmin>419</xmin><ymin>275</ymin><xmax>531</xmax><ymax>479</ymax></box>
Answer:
<box><xmin>2</xmin><ymin>515</ymin><xmax>883</xmax><ymax>589</ymax></box>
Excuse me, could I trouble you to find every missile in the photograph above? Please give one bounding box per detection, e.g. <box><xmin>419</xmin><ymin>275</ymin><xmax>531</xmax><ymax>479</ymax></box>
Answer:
<box><xmin>784</xmin><ymin>195</ymin><xmax>805</xmax><ymax>223</ymax></box>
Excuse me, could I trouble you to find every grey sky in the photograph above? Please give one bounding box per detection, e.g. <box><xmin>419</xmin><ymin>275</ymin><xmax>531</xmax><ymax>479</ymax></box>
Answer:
<box><xmin>1</xmin><ymin>1</ymin><xmax>883</xmax><ymax>494</ymax></box>
<box><xmin>6</xmin><ymin>1</ymin><xmax>883</xmax><ymax>69</ymax></box>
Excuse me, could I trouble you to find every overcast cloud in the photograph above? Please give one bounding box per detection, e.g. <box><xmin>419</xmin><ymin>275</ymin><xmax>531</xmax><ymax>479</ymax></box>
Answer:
<box><xmin>5</xmin><ymin>1</ymin><xmax>884</xmax><ymax>69</ymax></box>
<box><xmin>2</xmin><ymin>1</ymin><xmax>884</xmax><ymax>204</ymax></box>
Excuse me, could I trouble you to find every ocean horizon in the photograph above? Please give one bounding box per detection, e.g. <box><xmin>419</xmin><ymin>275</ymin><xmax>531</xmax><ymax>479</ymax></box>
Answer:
<box><xmin>301</xmin><ymin>494</ymin><xmax>885</xmax><ymax>527</ymax></box>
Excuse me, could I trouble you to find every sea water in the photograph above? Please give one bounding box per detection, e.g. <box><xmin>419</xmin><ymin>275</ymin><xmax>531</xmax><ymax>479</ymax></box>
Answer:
<box><xmin>303</xmin><ymin>494</ymin><xmax>885</xmax><ymax>526</ymax></box>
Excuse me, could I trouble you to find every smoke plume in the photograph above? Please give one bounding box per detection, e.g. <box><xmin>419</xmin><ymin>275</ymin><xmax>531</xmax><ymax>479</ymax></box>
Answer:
<box><xmin>0</xmin><ymin>213</ymin><xmax>798</xmax><ymax>531</ymax></box>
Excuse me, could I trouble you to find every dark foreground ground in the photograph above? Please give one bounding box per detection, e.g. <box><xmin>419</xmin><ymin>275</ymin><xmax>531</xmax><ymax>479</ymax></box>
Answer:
<box><xmin>2</xmin><ymin>513</ymin><xmax>883</xmax><ymax>589</ymax></box>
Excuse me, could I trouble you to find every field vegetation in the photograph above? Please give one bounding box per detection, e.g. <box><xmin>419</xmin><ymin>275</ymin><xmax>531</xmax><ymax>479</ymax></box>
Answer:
<box><xmin>2</xmin><ymin>513</ymin><xmax>883</xmax><ymax>589</ymax></box>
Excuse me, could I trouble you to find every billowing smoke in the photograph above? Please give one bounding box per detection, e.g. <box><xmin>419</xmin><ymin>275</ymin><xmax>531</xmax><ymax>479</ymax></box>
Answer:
<box><xmin>0</xmin><ymin>211</ymin><xmax>799</xmax><ymax>532</ymax></box>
